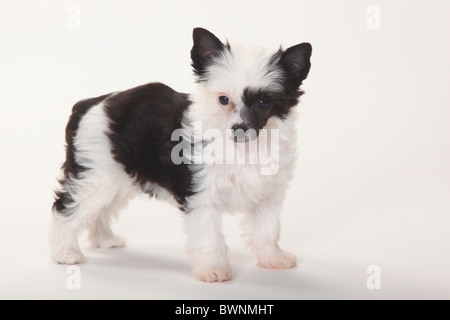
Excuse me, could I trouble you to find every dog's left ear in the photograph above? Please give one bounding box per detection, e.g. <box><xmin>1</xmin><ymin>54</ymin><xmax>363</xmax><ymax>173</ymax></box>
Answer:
<box><xmin>191</xmin><ymin>28</ymin><xmax>227</xmax><ymax>77</ymax></box>
<box><xmin>280</xmin><ymin>43</ymin><xmax>312</xmax><ymax>87</ymax></box>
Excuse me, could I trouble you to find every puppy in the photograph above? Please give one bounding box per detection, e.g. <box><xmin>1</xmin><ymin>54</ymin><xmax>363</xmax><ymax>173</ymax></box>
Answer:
<box><xmin>50</xmin><ymin>28</ymin><xmax>312</xmax><ymax>282</ymax></box>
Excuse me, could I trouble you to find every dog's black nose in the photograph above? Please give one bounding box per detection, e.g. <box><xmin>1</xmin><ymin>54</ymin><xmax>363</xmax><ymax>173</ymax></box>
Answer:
<box><xmin>231</xmin><ymin>123</ymin><xmax>249</xmax><ymax>132</ymax></box>
<box><xmin>231</xmin><ymin>123</ymin><xmax>257</xmax><ymax>143</ymax></box>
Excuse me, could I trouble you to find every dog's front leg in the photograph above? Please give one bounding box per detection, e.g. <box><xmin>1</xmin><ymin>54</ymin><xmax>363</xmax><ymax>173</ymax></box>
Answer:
<box><xmin>184</xmin><ymin>204</ymin><xmax>232</xmax><ymax>282</ymax></box>
<box><xmin>243</xmin><ymin>199</ymin><xmax>297</xmax><ymax>270</ymax></box>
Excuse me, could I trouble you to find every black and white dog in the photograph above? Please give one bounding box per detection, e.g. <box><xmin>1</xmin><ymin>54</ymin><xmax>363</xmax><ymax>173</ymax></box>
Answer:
<box><xmin>50</xmin><ymin>28</ymin><xmax>312</xmax><ymax>282</ymax></box>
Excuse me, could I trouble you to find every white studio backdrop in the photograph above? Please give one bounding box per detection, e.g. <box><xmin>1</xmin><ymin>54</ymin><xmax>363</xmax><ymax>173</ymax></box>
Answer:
<box><xmin>0</xmin><ymin>0</ymin><xmax>449</xmax><ymax>299</ymax></box>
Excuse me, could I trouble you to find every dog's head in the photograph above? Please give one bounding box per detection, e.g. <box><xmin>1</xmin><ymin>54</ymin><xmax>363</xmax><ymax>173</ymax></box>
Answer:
<box><xmin>191</xmin><ymin>28</ymin><xmax>312</xmax><ymax>143</ymax></box>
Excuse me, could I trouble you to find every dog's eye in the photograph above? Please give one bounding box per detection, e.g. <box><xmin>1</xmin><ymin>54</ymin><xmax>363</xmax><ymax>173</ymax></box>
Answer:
<box><xmin>258</xmin><ymin>99</ymin><xmax>270</xmax><ymax>109</ymax></box>
<box><xmin>218</xmin><ymin>96</ymin><xmax>230</xmax><ymax>106</ymax></box>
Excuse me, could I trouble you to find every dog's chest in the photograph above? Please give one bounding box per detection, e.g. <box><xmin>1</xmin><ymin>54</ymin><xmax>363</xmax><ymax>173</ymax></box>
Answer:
<box><xmin>207</xmin><ymin>163</ymin><xmax>279</xmax><ymax>212</ymax></box>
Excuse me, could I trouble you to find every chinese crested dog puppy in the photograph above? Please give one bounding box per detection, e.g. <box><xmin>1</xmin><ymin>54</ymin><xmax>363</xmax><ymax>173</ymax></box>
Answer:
<box><xmin>50</xmin><ymin>28</ymin><xmax>312</xmax><ymax>282</ymax></box>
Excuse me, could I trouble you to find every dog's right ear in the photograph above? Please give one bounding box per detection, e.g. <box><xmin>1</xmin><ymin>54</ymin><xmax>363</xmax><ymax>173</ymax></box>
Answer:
<box><xmin>191</xmin><ymin>28</ymin><xmax>227</xmax><ymax>77</ymax></box>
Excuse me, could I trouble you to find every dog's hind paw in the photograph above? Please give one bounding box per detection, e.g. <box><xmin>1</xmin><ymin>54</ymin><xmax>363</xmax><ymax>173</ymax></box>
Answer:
<box><xmin>93</xmin><ymin>234</ymin><xmax>127</xmax><ymax>249</ymax></box>
<box><xmin>53</xmin><ymin>250</ymin><xmax>86</xmax><ymax>265</ymax></box>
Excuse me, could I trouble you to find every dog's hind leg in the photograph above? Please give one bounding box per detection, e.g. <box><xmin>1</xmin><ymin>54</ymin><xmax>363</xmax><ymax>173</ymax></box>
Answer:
<box><xmin>87</xmin><ymin>187</ymin><xmax>135</xmax><ymax>249</ymax></box>
<box><xmin>49</xmin><ymin>182</ymin><xmax>86</xmax><ymax>265</ymax></box>
<box><xmin>49</xmin><ymin>174</ymin><xmax>129</xmax><ymax>264</ymax></box>
<box><xmin>49</xmin><ymin>179</ymin><xmax>97</xmax><ymax>265</ymax></box>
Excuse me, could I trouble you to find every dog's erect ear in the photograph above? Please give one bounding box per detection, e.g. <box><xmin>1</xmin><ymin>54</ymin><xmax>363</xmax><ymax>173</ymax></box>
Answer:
<box><xmin>191</xmin><ymin>28</ymin><xmax>226</xmax><ymax>77</ymax></box>
<box><xmin>280</xmin><ymin>43</ymin><xmax>312</xmax><ymax>87</ymax></box>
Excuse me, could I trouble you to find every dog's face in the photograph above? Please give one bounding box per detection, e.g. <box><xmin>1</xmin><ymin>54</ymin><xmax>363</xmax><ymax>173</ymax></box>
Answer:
<box><xmin>191</xmin><ymin>28</ymin><xmax>312</xmax><ymax>143</ymax></box>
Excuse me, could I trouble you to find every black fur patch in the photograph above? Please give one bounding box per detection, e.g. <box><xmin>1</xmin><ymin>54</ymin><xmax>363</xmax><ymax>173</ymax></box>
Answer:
<box><xmin>242</xmin><ymin>87</ymin><xmax>298</xmax><ymax>125</ymax></box>
<box><xmin>52</xmin><ymin>182</ymin><xmax>78</xmax><ymax>216</ymax></box>
<box><xmin>104</xmin><ymin>82</ymin><xmax>195</xmax><ymax>208</ymax></box>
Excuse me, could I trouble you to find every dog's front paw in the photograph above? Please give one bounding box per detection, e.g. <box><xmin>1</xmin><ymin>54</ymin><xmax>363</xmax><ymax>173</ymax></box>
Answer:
<box><xmin>193</xmin><ymin>265</ymin><xmax>233</xmax><ymax>282</ymax></box>
<box><xmin>257</xmin><ymin>250</ymin><xmax>297</xmax><ymax>270</ymax></box>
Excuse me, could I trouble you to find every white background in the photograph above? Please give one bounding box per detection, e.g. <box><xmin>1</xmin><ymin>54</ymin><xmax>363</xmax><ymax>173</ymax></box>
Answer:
<box><xmin>0</xmin><ymin>0</ymin><xmax>449</xmax><ymax>299</ymax></box>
